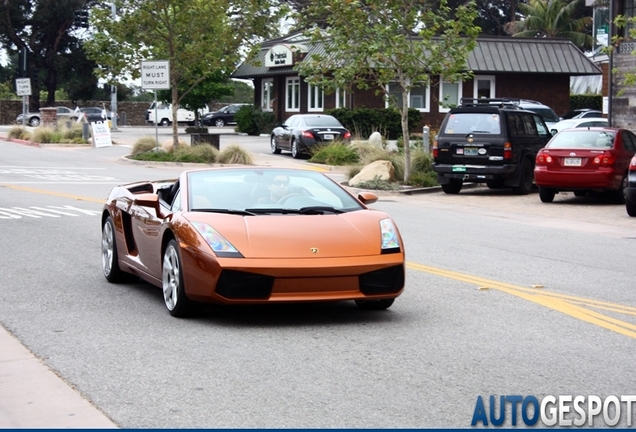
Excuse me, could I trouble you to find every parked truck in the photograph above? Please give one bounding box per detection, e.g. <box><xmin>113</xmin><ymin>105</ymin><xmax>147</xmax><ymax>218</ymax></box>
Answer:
<box><xmin>146</xmin><ymin>102</ymin><xmax>208</xmax><ymax>126</ymax></box>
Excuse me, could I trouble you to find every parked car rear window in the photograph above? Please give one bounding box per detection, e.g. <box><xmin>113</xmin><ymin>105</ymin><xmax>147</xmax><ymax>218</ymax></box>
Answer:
<box><xmin>549</xmin><ymin>130</ymin><xmax>616</xmax><ymax>149</ymax></box>
<box><xmin>443</xmin><ymin>113</ymin><xmax>501</xmax><ymax>134</ymax></box>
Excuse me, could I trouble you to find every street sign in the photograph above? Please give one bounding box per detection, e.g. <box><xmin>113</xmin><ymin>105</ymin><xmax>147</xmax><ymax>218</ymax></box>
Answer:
<box><xmin>140</xmin><ymin>60</ymin><xmax>170</xmax><ymax>89</ymax></box>
<box><xmin>15</xmin><ymin>78</ymin><xmax>31</xmax><ymax>96</ymax></box>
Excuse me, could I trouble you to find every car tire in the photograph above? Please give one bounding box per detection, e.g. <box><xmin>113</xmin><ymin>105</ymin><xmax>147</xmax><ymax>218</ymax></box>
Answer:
<box><xmin>441</xmin><ymin>179</ymin><xmax>462</xmax><ymax>194</ymax></box>
<box><xmin>101</xmin><ymin>216</ymin><xmax>130</xmax><ymax>283</ymax></box>
<box><xmin>512</xmin><ymin>158</ymin><xmax>534</xmax><ymax>195</ymax></box>
<box><xmin>291</xmin><ymin>139</ymin><xmax>301</xmax><ymax>159</ymax></box>
<box><xmin>539</xmin><ymin>187</ymin><xmax>556</xmax><ymax>203</ymax></box>
<box><xmin>159</xmin><ymin>118</ymin><xmax>170</xmax><ymax>127</ymax></box>
<box><xmin>355</xmin><ymin>298</ymin><xmax>394</xmax><ymax>310</ymax></box>
<box><xmin>626</xmin><ymin>197</ymin><xmax>636</xmax><ymax>217</ymax></box>
<box><xmin>29</xmin><ymin>117</ymin><xmax>40</xmax><ymax>127</ymax></box>
<box><xmin>271</xmin><ymin>136</ymin><xmax>281</xmax><ymax>154</ymax></box>
<box><xmin>613</xmin><ymin>174</ymin><xmax>628</xmax><ymax>204</ymax></box>
<box><xmin>162</xmin><ymin>239</ymin><xmax>197</xmax><ymax>317</ymax></box>
<box><xmin>215</xmin><ymin>119</ymin><xmax>225</xmax><ymax>127</ymax></box>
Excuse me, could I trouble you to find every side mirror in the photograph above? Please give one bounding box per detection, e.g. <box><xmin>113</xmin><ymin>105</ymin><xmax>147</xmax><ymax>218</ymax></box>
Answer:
<box><xmin>134</xmin><ymin>193</ymin><xmax>160</xmax><ymax>211</ymax></box>
<box><xmin>357</xmin><ymin>191</ymin><xmax>378</xmax><ymax>205</ymax></box>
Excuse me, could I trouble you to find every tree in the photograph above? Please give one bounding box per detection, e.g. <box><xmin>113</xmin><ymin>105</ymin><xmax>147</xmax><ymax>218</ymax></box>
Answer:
<box><xmin>506</xmin><ymin>0</ymin><xmax>593</xmax><ymax>50</ymax></box>
<box><xmin>295</xmin><ymin>0</ymin><xmax>480</xmax><ymax>182</ymax></box>
<box><xmin>0</xmin><ymin>0</ymin><xmax>91</xmax><ymax>110</ymax></box>
<box><xmin>85</xmin><ymin>0</ymin><xmax>288</xmax><ymax>147</ymax></box>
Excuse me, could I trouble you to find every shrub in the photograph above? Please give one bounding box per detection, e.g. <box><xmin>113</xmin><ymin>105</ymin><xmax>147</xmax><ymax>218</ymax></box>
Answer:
<box><xmin>174</xmin><ymin>144</ymin><xmax>218</xmax><ymax>163</ymax></box>
<box><xmin>309</xmin><ymin>143</ymin><xmax>359</xmax><ymax>165</ymax></box>
<box><xmin>354</xmin><ymin>176</ymin><xmax>401</xmax><ymax>191</ymax></box>
<box><xmin>234</xmin><ymin>105</ymin><xmax>276</xmax><ymax>136</ymax></box>
<box><xmin>8</xmin><ymin>126</ymin><xmax>29</xmax><ymax>140</ymax></box>
<box><xmin>185</xmin><ymin>126</ymin><xmax>209</xmax><ymax>134</ymax></box>
<box><xmin>216</xmin><ymin>144</ymin><xmax>253</xmax><ymax>165</ymax></box>
<box><xmin>60</xmin><ymin>124</ymin><xmax>86</xmax><ymax>143</ymax></box>
<box><xmin>132</xmin><ymin>137</ymin><xmax>160</xmax><ymax>155</ymax></box>
<box><xmin>130</xmin><ymin>151</ymin><xmax>174</xmax><ymax>162</ymax></box>
<box><xmin>31</xmin><ymin>126</ymin><xmax>63</xmax><ymax>143</ymax></box>
<box><xmin>326</xmin><ymin>107</ymin><xmax>422</xmax><ymax>140</ymax></box>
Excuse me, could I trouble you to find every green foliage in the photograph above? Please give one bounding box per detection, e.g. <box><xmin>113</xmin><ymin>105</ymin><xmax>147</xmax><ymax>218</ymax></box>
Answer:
<box><xmin>309</xmin><ymin>143</ymin><xmax>360</xmax><ymax>165</ymax></box>
<box><xmin>569</xmin><ymin>94</ymin><xmax>602</xmax><ymax>111</ymax></box>
<box><xmin>216</xmin><ymin>144</ymin><xmax>254</xmax><ymax>164</ymax></box>
<box><xmin>130</xmin><ymin>151</ymin><xmax>175</xmax><ymax>162</ymax></box>
<box><xmin>354</xmin><ymin>177</ymin><xmax>401</xmax><ymax>191</ymax></box>
<box><xmin>31</xmin><ymin>126</ymin><xmax>63</xmax><ymax>144</ymax></box>
<box><xmin>508</xmin><ymin>0</ymin><xmax>593</xmax><ymax>50</ymax></box>
<box><xmin>174</xmin><ymin>145</ymin><xmax>218</xmax><ymax>163</ymax></box>
<box><xmin>0</xmin><ymin>81</ymin><xmax>19</xmax><ymax>99</ymax></box>
<box><xmin>327</xmin><ymin>107</ymin><xmax>422</xmax><ymax>140</ymax></box>
<box><xmin>132</xmin><ymin>137</ymin><xmax>159</xmax><ymax>155</ymax></box>
<box><xmin>234</xmin><ymin>105</ymin><xmax>276</xmax><ymax>136</ymax></box>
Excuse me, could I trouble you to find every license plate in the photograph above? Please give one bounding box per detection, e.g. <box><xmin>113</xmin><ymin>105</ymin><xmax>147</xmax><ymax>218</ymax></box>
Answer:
<box><xmin>564</xmin><ymin>157</ymin><xmax>581</xmax><ymax>166</ymax></box>
<box><xmin>323</xmin><ymin>134</ymin><xmax>334</xmax><ymax>140</ymax></box>
<box><xmin>452</xmin><ymin>166</ymin><xmax>467</xmax><ymax>172</ymax></box>
<box><xmin>464</xmin><ymin>147</ymin><xmax>478</xmax><ymax>156</ymax></box>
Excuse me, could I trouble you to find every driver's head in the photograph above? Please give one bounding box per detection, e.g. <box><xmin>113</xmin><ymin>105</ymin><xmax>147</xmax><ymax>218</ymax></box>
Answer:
<box><xmin>268</xmin><ymin>175</ymin><xmax>289</xmax><ymax>201</ymax></box>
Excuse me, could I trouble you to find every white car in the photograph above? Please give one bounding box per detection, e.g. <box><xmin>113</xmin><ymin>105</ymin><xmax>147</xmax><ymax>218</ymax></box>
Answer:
<box><xmin>549</xmin><ymin>117</ymin><xmax>608</xmax><ymax>135</ymax></box>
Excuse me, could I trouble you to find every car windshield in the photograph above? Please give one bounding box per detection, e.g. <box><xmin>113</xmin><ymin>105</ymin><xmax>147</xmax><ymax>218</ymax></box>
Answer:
<box><xmin>548</xmin><ymin>130</ymin><xmax>616</xmax><ymax>149</ymax></box>
<box><xmin>302</xmin><ymin>116</ymin><xmax>344</xmax><ymax>127</ymax></box>
<box><xmin>525</xmin><ymin>107</ymin><xmax>560</xmax><ymax>123</ymax></box>
<box><xmin>187</xmin><ymin>168</ymin><xmax>363</xmax><ymax>213</ymax></box>
<box><xmin>443</xmin><ymin>113</ymin><xmax>501</xmax><ymax>134</ymax></box>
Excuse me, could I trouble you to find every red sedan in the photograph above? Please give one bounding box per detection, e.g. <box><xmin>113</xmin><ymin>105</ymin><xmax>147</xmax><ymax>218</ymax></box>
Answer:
<box><xmin>534</xmin><ymin>128</ymin><xmax>636</xmax><ymax>203</ymax></box>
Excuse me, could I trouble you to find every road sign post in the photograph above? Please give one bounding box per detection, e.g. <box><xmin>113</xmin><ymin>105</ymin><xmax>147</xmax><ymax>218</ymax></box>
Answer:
<box><xmin>15</xmin><ymin>78</ymin><xmax>32</xmax><ymax>127</ymax></box>
<box><xmin>140</xmin><ymin>60</ymin><xmax>170</xmax><ymax>151</ymax></box>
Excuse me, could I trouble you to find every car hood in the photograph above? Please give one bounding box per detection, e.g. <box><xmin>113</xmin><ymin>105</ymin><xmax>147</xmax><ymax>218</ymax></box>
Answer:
<box><xmin>183</xmin><ymin>210</ymin><xmax>392</xmax><ymax>258</ymax></box>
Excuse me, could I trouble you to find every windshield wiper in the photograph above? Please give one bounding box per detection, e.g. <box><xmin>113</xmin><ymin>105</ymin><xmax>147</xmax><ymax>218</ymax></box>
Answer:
<box><xmin>299</xmin><ymin>206</ymin><xmax>344</xmax><ymax>214</ymax></box>
<box><xmin>191</xmin><ymin>208</ymin><xmax>257</xmax><ymax>216</ymax></box>
<box><xmin>243</xmin><ymin>206</ymin><xmax>344</xmax><ymax>215</ymax></box>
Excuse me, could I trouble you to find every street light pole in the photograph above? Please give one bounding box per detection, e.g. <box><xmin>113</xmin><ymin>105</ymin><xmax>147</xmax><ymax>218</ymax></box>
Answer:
<box><xmin>110</xmin><ymin>2</ymin><xmax>119</xmax><ymax>131</ymax></box>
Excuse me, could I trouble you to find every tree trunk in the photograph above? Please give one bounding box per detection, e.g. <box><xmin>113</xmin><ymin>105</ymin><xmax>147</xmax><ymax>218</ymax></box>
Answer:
<box><xmin>171</xmin><ymin>81</ymin><xmax>179</xmax><ymax>149</ymax></box>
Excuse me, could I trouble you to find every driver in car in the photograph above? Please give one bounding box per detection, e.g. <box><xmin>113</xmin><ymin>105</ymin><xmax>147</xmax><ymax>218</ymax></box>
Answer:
<box><xmin>258</xmin><ymin>175</ymin><xmax>289</xmax><ymax>204</ymax></box>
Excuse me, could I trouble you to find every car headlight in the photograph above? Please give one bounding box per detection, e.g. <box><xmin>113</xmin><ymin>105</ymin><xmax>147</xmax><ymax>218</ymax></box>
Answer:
<box><xmin>380</xmin><ymin>218</ymin><xmax>401</xmax><ymax>253</ymax></box>
<box><xmin>191</xmin><ymin>221</ymin><xmax>243</xmax><ymax>258</ymax></box>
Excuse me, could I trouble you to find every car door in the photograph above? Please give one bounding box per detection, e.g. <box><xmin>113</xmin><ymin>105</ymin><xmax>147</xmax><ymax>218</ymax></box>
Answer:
<box><xmin>619</xmin><ymin>131</ymin><xmax>636</xmax><ymax>176</ymax></box>
<box><xmin>280</xmin><ymin>116</ymin><xmax>298</xmax><ymax>150</ymax></box>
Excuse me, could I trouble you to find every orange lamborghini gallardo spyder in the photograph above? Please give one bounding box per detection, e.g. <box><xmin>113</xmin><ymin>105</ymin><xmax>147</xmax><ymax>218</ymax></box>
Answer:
<box><xmin>101</xmin><ymin>167</ymin><xmax>405</xmax><ymax>317</ymax></box>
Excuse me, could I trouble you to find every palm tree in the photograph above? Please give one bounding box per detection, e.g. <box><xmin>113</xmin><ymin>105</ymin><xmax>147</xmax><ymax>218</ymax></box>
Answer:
<box><xmin>506</xmin><ymin>0</ymin><xmax>593</xmax><ymax>50</ymax></box>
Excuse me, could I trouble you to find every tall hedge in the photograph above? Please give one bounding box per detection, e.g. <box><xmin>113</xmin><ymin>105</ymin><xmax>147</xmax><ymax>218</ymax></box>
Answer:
<box><xmin>235</xmin><ymin>105</ymin><xmax>276</xmax><ymax>136</ymax></box>
<box><xmin>326</xmin><ymin>107</ymin><xmax>422</xmax><ymax>140</ymax></box>
<box><xmin>569</xmin><ymin>94</ymin><xmax>602</xmax><ymax>111</ymax></box>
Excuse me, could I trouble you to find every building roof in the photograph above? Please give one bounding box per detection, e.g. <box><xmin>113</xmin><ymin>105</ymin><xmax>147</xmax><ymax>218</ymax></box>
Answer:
<box><xmin>232</xmin><ymin>34</ymin><xmax>601</xmax><ymax>79</ymax></box>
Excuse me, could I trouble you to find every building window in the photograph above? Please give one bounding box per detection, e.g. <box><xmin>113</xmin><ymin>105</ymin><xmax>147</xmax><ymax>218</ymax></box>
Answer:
<box><xmin>335</xmin><ymin>88</ymin><xmax>347</xmax><ymax>108</ymax></box>
<box><xmin>261</xmin><ymin>79</ymin><xmax>273</xmax><ymax>111</ymax></box>
<box><xmin>474</xmin><ymin>75</ymin><xmax>496</xmax><ymax>99</ymax></box>
<box><xmin>286</xmin><ymin>77</ymin><xmax>300</xmax><ymax>112</ymax></box>
<box><xmin>385</xmin><ymin>82</ymin><xmax>430</xmax><ymax>112</ymax></box>
<box><xmin>439</xmin><ymin>80</ymin><xmax>462</xmax><ymax>113</ymax></box>
<box><xmin>308</xmin><ymin>84</ymin><xmax>324</xmax><ymax>112</ymax></box>
<box><xmin>624</xmin><ymin>0</ymin><xmax>636</xmax><ymax>36</ymax></box>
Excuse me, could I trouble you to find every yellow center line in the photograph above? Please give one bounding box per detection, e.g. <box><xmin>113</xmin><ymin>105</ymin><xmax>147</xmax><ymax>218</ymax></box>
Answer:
<box><xmin>407</xmin><ymin>261</ymin><xmax>636</xmax><ymax>340</ymax></box>
<box><xmin>0</xmin><ymin>184</ymin><xmax>104</xmax><ymax>204</ymax></box>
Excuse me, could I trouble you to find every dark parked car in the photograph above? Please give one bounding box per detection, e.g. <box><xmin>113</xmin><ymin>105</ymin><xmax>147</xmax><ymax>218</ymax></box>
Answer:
<box><xmin>534</xmin><ymin>128</ymin><xmax>636</xmax><ymax>203</ymax></box>
<box><xmin>199</xmin><ymin>103</ymin><xmax>249</xmax><ymax>127</ymax></box>
<box><xmin>80</xmin><ymin>107</ymin><xmax>113</xmax><ymax>123</ymax></box>
<box><xmin>626</xmin><ymin>155</ymin><xmax>636</xmax><ymax>216</ymax></box>
<box><xmin>270</xmin><ymin>114</ymin><xmax>352</xmax><ymax>158</ymax></box>
<box><xmin>15</xmin><ymin>106</ymin><xmax>77</xmax><ymax>127</ymax></box>
<box><xmin>432</xmin><ymin>98</ymin><xmax>552</xmax><ymax>195</ymax></box>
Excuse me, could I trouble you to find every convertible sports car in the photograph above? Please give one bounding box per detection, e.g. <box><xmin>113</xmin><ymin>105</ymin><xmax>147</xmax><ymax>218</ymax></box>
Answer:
<box><xmin>101</xmin><ymin>167</ymin><xmax>405</xmax><ymax>317</ymax></box>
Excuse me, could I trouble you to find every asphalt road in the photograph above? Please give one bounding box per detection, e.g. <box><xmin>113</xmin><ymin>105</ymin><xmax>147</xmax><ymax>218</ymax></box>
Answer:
<box><xmin>0</xmin><ymin>129</ymin><xmax>635</xmax><ymax>428</ymax></box>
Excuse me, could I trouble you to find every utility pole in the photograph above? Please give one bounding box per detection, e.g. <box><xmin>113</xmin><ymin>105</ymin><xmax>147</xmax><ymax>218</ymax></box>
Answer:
<box><xmin>110</xmin><ymin>2</ymin><xmax>119</xmax><ymax>131</ymax></box>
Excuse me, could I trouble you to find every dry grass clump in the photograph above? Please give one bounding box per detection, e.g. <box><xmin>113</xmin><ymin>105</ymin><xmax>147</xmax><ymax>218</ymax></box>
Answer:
<box><xmin>131</xmin><ymin>137</ymin><xmax>159</xmax><ymax>155</ymax></box>
<box><xmin>8</xmin><ymin>126</ymin><xmax>31</xmax><ymax>141</ymax></box>
<box><xmin>174</xmin><ymin>144</ymin><xmax>218</xmax><ymax>163</ymax></box>
<box><xmin>216</xmin><ymin>144</ymin><xmax>253</xmax><ymax>165</ymax></box>
<box><xmin>30</xmin><ymin>126</ymin><xmax>63</xmax><ymax>143</ymax></box>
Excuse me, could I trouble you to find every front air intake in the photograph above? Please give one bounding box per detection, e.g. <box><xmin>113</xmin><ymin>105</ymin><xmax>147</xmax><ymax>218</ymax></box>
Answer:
<box><xmin>215</xmin><ymin>270</ymin><xmax>274</xmax><ymax>299</ymax></box>
<box><xmin>359</xmin><ymin>265</ymin><xmax>404</xmax><ymax>295</ymax></box>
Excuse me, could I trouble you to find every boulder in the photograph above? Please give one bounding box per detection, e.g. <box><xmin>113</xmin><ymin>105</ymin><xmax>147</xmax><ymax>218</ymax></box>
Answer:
<box><xmin>368</xmin><ymin>131</ymin><xmax>383</xmax><ymax>148</ymax></box>
<box><xmin>349</xmin><ymin>160</ymin><xmax>395</xmax><ymax>187</ymax></box>
<box><xmin>161</xmin><ymin>138</ymin><xmax>189</xmax><ymax>153</ymax></box>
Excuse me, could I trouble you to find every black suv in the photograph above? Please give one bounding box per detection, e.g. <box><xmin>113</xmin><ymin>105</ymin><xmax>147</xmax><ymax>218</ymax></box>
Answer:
<box><xmin>433</xmin><ymin>98</ymin><xmax>552</xmax><ymax>195</ymax></box>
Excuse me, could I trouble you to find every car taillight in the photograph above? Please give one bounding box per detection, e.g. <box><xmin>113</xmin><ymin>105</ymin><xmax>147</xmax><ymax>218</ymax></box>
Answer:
<box><xmin>630</xmin><ymin>156</ymin><xmax>636</xmax><ymax>170</ymax></box>
<box><xmin>536</xmin><ymin>153</ymin><xmax>553</xmax><ymax>165</ymax></box>
<box><xmin>592</xmin><ymin>152</ymin><xmax>616</xmax><ymax>165</ymax></box>
<box><xmin>503</xmin><ymin>141</ymin><xmax>512</xmax><ymax>160</ymax></box>
<box><xmin>302</xmin><ymin>131</ymin><xmax>314</xmax><ymax>139</ymax></box>
<box><xmin>433</xmin><ymin>140</ymin><xmax>438</xmax><ymax>159</ymax></box>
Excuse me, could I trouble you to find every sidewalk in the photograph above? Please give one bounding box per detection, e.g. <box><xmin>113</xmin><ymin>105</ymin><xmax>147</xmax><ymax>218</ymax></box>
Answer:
<box><xmin>0</xmin><ymin>325</ymin><xmax>118</xmax><ymax>428</ymax></box>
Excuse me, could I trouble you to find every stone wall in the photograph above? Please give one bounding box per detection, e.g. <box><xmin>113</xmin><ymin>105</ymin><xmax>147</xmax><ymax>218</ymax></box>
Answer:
<box><xmin>0</xmin><ymin>100</ymin><xmax>153</xmax><ymax>126</ymax></box>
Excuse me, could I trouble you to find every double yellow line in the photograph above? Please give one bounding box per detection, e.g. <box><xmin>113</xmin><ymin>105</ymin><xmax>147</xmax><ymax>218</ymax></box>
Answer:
<box><xmin>408</xmin><ymin>262</ymin><xmax>636</xmax><ymax>340</ymax></box>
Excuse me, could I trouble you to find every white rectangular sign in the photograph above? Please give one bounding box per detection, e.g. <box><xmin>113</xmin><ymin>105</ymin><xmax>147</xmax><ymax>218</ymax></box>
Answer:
<box><xmin>141</xmin><ymin>60</ymin><xmax>170</xmax><ymax>89</ymax></box>
<box><xmin>90</xmin><ymin>122</ymin><xmax>113</xmax><ymax>148</ymax></box>
<box><xmin>16</xmin><ymin>78</ymin><xmax>31</xmax><ymax>96</ymax></box>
